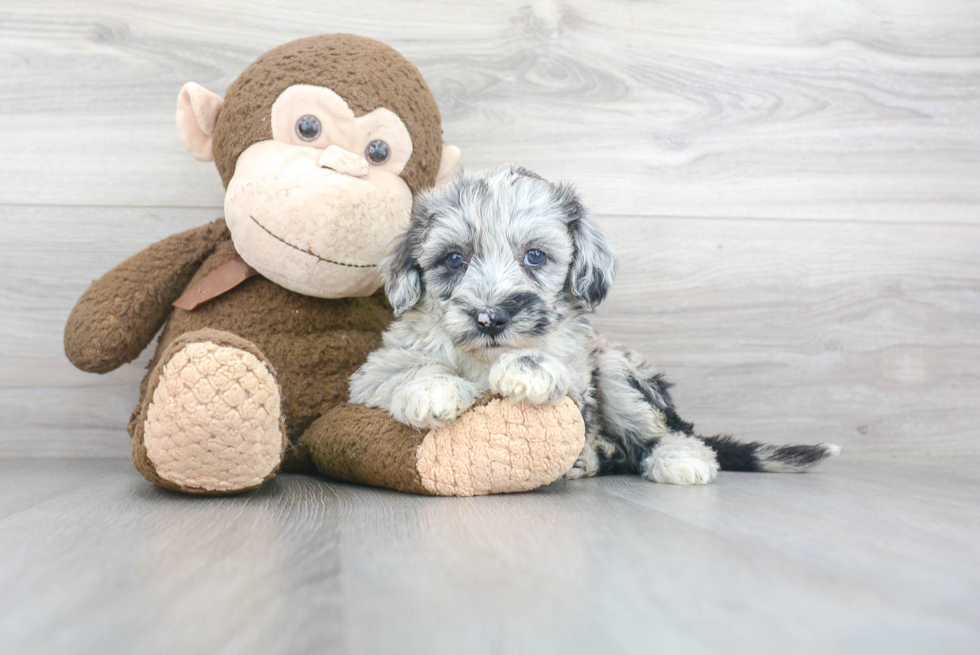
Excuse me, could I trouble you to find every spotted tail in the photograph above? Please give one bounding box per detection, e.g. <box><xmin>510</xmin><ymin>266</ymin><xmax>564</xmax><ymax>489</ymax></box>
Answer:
<box><xmin>698</xmin><ymin>435</ymin><xmax>841</xmax><ymax>473</ymax></box>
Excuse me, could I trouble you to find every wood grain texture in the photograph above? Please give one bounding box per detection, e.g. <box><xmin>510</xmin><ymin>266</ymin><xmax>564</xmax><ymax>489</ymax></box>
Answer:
<box><xmin>0</xmin><ymin>0</ymin><xmax>978</xmax><ymax>221</ymax></box>
<box><xmin>4</xmin><ymin>205</ymin><xmax>978</xmax><ymax>456</ymax></box>
<box><xmin>1</xmin><ymin>206</ymin><xmax>222</xmax><ymax>457</ymax></box>
<box><xmin>0</xmin><ymin>457</ymin><xmax>978</xmax><ymax>654</ymax></box>
<box><xmin>594</xmin><ymin>215</ymin><xmax>980</xmax><ymax>453</ymax></box>
<box><xmin>1</xmin><ymin>0</ymin><xmax>979</xmax><ymax>457</ymax></box>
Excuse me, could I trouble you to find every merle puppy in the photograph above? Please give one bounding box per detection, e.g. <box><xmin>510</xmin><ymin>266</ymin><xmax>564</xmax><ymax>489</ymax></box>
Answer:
<box><xmin>349</xmin><ymin>166</ymin><xmax>839</xmax><ymax>484</ymax></box>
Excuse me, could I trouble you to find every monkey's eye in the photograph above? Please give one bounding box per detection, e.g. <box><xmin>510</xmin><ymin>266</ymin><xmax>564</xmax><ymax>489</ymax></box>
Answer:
<box><xmin>523</xmin><ymin>249</ymin><xmax>546</xmax><ymax>267</ymax></box>
<box><xmin>445</xmin><ymin>252</ymin><xmax>465</xmax><ymax>271</ymax></box>
<box><xmin>365</xmin><ymin>139</ymin><xmax>390</xmax><ymax>165</ymax></box>
<box><xmin>296</xmin><ymin>115</ymin><xmax>322</xmax><ymax>141</ymax></box>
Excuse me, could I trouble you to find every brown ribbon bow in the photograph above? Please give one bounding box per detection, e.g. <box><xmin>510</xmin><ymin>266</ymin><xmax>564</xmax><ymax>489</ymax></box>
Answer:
<box><xmin>173</xmin><ymin>256</ymin><xmax>259</xmax><ymax>311</ymax></box>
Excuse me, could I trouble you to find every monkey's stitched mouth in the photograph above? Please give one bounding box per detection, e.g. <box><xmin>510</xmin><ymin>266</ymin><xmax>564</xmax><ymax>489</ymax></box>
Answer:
<box><xmin>249</xmin><ymin>215</ymin><xmax>377</xmax><ymax>269</ymax></box>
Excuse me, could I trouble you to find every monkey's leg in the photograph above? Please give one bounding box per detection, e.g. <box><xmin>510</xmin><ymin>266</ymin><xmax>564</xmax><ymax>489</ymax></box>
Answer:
<box><xmin>298</xmin><ymin>396</ymin><xmax>585</xmax><ymax>496</ymax></box>
<box><xmin>131</xmin><ymin>329</ymin><xmax>288</xmax><ymax>494</ymax></box>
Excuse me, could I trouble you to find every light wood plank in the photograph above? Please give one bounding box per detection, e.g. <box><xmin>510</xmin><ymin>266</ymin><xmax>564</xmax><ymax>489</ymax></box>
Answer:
<box><xmin>3</xmin><ymin>205</ymin><xmax>978</xmax><ymax>456</ymax></box>
<box><xmin>593</xmin><ymin>215</ymin><xmax>980</xmax><ymax>453</ymax></box>
<box><xmin>0</xmin><ymin>0</ymin><xmax>977</xmax><ymax>221</ymax></box>
<box><xmin>0</xmin><ymin>206</ymin><xmax>224</xmax><ymax>457</ymax></box>
<box><xmin>0</xmin><ymin>457</ymin><xmax>977</xmax><ymax>654</ymax></box>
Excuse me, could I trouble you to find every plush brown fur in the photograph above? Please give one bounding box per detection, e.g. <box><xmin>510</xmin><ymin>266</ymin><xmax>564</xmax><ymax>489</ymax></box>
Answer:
<box><xmin>213</xmin><ymin>34</ymin><xmax>444</xmax><ymax>194</ymax></box>
<box><xmin>130</xmin><ymin>223</ymin><xmax>393</xmax><ymax>445</ymax></box>
<box><xmin>64</xmin><ymin>34</ymin><xmax>581</xmax><ymax>496</ymax></box>
<box><xmin>300</xmin><ymin>403</ymin><xmax>431</xmax><ymax>494</ymax></box>
<box><xmin>65</xmin><ymin>217</ymin><xmax>408</xmax><ymax>485</ymax></box>
<box><xmin>64</xmin><ymin>35</ymin><xmax>446</xmax><ymax>492</ymax></box>
<box><xmin>64</xmin><ymin>220</ymin><xmax>229</xmax><ymax>374</ymax></box>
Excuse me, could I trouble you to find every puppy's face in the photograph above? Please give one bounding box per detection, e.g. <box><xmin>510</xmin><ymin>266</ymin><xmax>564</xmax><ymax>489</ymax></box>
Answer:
<box><xmin>382</xmin><ymin>166</ymin><xmax>618</xmax><ymax>354</ymax></box>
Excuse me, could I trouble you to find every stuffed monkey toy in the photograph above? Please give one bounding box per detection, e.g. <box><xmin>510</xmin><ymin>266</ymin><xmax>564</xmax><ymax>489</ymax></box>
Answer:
<box><xmin>64</xmin><ymin>34</ymin><xmax>585</xmax><ymax>496</ymax></box>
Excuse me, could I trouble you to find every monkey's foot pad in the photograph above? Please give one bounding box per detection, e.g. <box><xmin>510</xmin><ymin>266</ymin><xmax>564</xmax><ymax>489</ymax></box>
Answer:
<box><xmin>142</xmin><ymin>340</ymin><xmax>284</xmax><ymax>493</ymax></box>
<box><xmin>416</xmin><ymin>397</ymin><xmax>585</xmax><ymax>497</ymax></box>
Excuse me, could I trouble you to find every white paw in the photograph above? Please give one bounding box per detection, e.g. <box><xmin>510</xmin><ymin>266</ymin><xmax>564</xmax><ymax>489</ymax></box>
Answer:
<box><xmin>643</xmin><ymin>438</ymin><xmax>719</xmax><ymax>485</ymax></box>
<box><xmin>391</xmin><ymin>375</ymin><xmax>478</xmax><ymax>430</ymax></box>
<box><xmin>489</xmin><ymin>353</ymin><xmax>570</xmax><ymax>405</ymax></box>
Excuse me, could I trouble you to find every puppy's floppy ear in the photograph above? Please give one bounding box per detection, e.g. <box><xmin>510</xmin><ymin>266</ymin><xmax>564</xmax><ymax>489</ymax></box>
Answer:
<box><xmin>380</xmin><ymin>230</ymin><xmax>423</xmax><ymax>316</ymax></box>
<box><xmin>556</xmin><ymin>182</ymin><xmax>619</xmax><ymax>310</ymax></box>
<box><xmin>382</xmin><ymin>192</ymin><xmax>439</xmax><ymax>316</ymax></box>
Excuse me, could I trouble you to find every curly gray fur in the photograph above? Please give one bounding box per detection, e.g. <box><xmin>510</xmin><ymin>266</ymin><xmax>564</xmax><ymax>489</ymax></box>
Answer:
<box><xmin>349</xmin><ymin>166</ymin><xmax>840</xmax><ymax>484</ymax></box>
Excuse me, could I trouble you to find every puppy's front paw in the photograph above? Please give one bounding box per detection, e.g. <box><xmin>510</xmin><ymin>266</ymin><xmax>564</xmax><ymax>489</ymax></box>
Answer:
<box><xmin>489</xmin><ymin>353</ymin><xmax>570</xmax><ymax>405</ymax></box>
<box><xmin>391</xmin><ymin>375</ymin><xmax>478</xmax><ymax>430</ymax></box>
<box><xmin>642</xmin><ymin>437</ymin><xmax>719</xmax><ymax>485</ymax></box>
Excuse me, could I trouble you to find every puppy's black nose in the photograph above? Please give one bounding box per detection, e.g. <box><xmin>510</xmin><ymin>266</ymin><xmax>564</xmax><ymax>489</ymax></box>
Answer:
<box><xmin>475</xmin><ymin>308</ymin><xmax>510</xmax><ymax>336</ymax></box>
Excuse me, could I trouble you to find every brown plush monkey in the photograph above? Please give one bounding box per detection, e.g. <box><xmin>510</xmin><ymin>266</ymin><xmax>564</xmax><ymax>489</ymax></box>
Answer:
<box><xmin>64</xmin><ymin>35</ymin><xmax>584</xmax><ymax>496</ymax></box>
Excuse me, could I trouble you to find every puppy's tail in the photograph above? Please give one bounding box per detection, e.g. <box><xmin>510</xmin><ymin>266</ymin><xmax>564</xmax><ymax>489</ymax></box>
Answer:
<box><xmin>698</xmin><ymin>435</ymin><xmax>841</xmax><ymax>473</ymax></box>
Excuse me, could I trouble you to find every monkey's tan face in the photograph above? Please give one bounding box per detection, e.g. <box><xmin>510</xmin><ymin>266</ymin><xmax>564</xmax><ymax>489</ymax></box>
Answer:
<box><xmin>223</xmin><ymin>85</ymin><xmax>416</xmax><ymax>298</ymax></box>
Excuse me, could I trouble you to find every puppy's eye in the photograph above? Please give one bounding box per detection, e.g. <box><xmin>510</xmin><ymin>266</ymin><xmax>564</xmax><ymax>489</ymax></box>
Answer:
<box><xmin>365</xmin><ymin>139</ymin><xmax>390</xmax><ymax>165</ymax></box>
<box><xmin>523</xmin><ymin>249</ymin><xmax>546</xmax><ymax>267</ymax></box>
<box><xmin>445</xmin><ymin>252</ymin><xmax>466</xmax><ymax>271</ymax></box>
<box><xmin>296</xmin><ymin>115</ymin><xmax>322</xmax><ymax>141</ymax></box>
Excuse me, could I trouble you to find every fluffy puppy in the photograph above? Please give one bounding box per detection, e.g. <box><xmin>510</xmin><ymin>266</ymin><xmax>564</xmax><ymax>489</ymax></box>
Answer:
<box><xmin>349</xmin><ymin>166</ymin><xmax>839</xmax><ymax>484</ymax></box>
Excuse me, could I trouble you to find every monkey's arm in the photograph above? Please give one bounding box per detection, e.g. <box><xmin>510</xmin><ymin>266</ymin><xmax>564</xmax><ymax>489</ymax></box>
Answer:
<box><xmin>299</xmin><ymin>397</ymin><xmax>586</xmax><ymax>496</ymax></box>
<box><xmin>64</xmin><ymin>219</ymin><xmax>230</xmax><ymax>373</ymax></box>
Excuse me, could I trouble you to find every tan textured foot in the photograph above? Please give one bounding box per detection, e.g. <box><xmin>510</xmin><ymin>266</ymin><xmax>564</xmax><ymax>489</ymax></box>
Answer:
<box><xmin>416</xmin><ymin>397</ymin><xmax>585</xmax><ymax>497</ymax></box>
<box><xmin>141</xmin><ymin>339</ymin><xmax>285</xmax><ymax>493</ymax></box>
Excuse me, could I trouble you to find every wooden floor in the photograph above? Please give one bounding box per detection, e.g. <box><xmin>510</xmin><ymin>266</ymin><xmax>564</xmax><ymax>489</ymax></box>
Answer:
<box><xmin>1</xmin><ymin>456</ymin><xmax>978</xmax><ymax>654</ymax></box>
<box><xmin>2</xmin><ymin>0</ymin><xmax>979</xmax><ymax>652</ymax></box>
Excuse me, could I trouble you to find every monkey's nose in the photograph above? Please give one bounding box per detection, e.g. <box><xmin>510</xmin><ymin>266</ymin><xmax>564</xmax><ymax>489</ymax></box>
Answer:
<box><xmin>475</xmin><ymin>308</ymin><xmax>511</xmax><ymax>336</ymax></box>
<box><xmin>318</xmin><ymin>145</ymin><xmax>368</xmax><ymax>178</ymax></box>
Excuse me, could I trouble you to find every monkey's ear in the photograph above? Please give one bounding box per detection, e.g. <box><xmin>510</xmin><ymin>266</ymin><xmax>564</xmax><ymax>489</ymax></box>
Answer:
<box><xmin>434</xmin><ymin>145</ymin><xmax>461</xmax><ymax>189</ymax></box>
<box><xmin>380</xmin><ymin>231</ymin><xmax>423</xmax><ymax>316</ymax></box>
<box><xmin>176</xmin><ymin>82</ymin><xmax>224</xmax><ymax>162</ymax></box>
<box><xmin>558</xmin><ymin>183</ymin><xmax>619</xmax><ymax>310</ymax></box>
